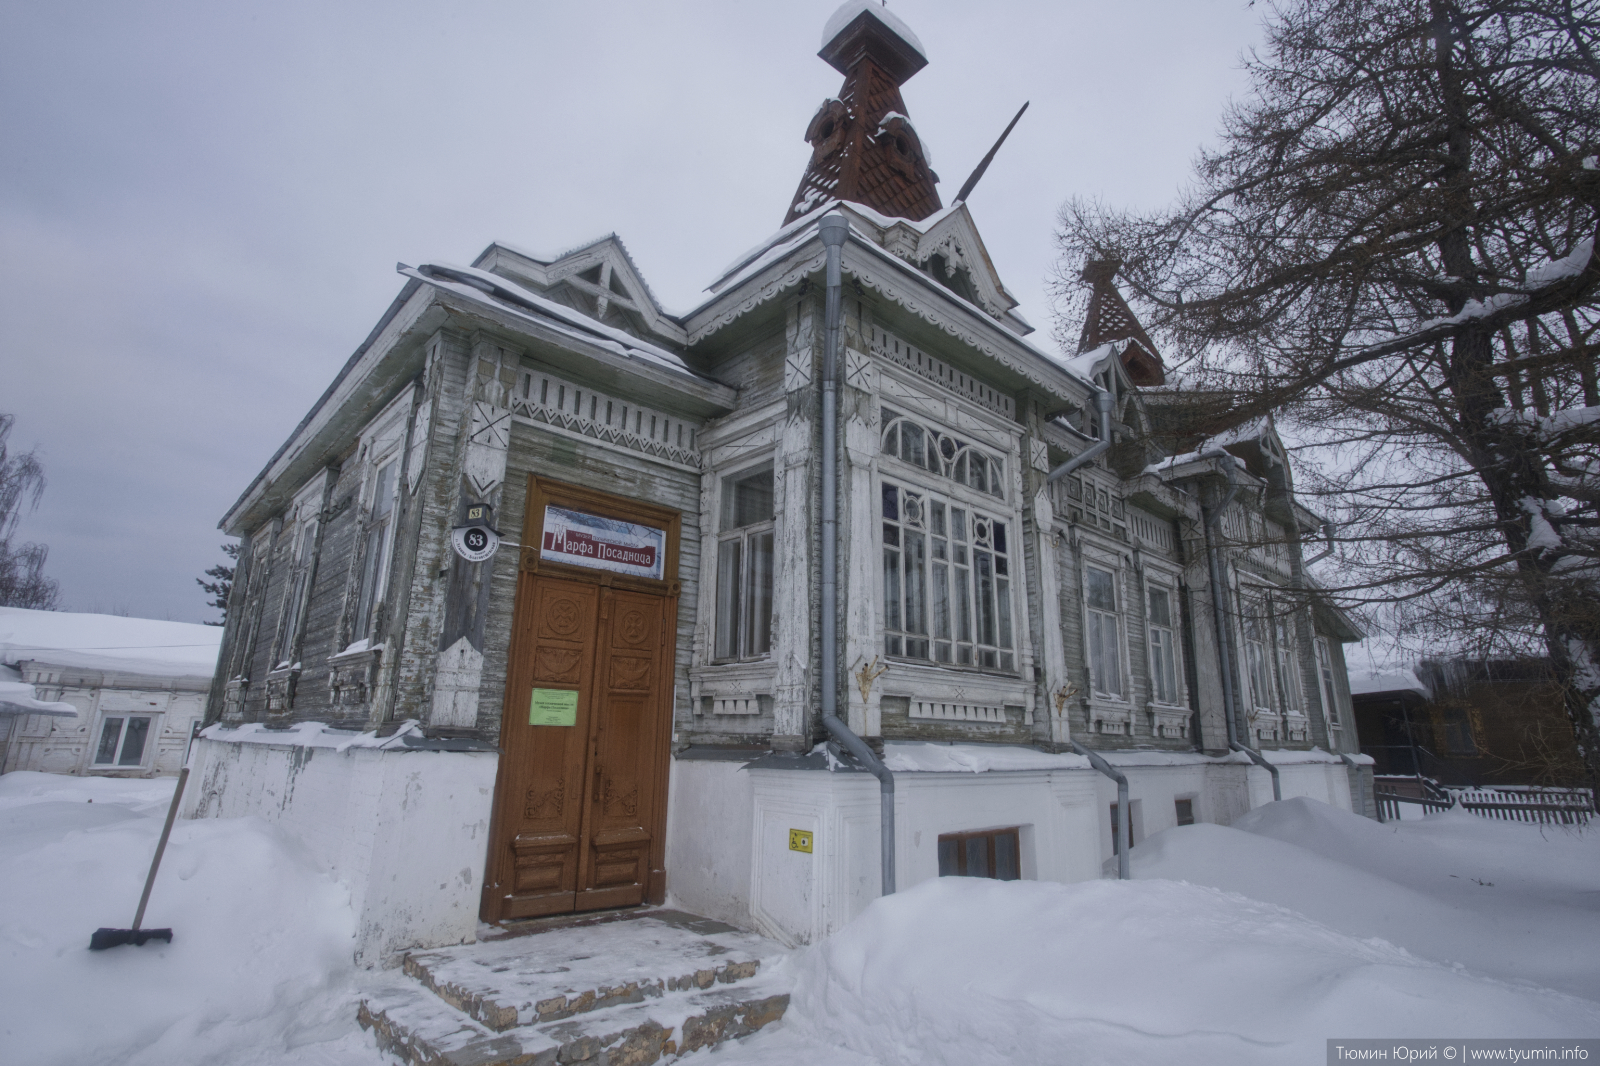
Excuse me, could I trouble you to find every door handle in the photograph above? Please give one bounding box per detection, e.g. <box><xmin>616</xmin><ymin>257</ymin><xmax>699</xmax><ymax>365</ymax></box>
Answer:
<box><xmin>593</xmin><ymin>764</ymin><xmax>602</xmax><ymax>804</ymax></box>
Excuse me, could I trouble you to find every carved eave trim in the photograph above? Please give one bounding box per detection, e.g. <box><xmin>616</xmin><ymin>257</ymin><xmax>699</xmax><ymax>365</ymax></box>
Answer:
<box><xmin>416</xmin><ymin>285</ymin><xmax>737</xmax><ymax>418</ymax></box>
<box><xmin>687</xmin><ymin>231</ymin><xmax>1089</xmax><ymax>412</ymax></box>
<box><xmin>685</xmin><ymin>246</ymin><xmax>830</xmax><ymax>344</ymax></box>
<box><xmin>842</xmin><ymin>239</ymin><xmax>1086</xmax><ymax>409</ymax></box>
<box><xmin>911</xmin><ymin>204</ymin><xmax>1020</xmax><ymax>316</ymax></box>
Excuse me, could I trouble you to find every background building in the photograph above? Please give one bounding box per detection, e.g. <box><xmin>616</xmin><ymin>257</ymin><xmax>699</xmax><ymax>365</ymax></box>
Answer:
<box><xmin>0</xmin><ymin>607</ymin><xmax>221</xmax><ymax>777</ymax></box>
<box><xmin>1351</xmin><ymin>657</ymin><xmax>1587</xmax><ymax>789</ymax></box>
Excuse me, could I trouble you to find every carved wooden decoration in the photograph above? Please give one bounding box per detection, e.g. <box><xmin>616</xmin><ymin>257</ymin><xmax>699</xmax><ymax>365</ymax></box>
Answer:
<box><xmin>1078</xmin><ymin>260</ymin><xmax>1167</xmax><ymax>387</ymax></box>
<box><xmin>783</xmin><ymin>13</ymin><xmax>942</xmax><ymax>226</ymax></box>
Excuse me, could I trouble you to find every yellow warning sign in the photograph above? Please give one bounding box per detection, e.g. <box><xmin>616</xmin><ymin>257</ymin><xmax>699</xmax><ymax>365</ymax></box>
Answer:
<box><xmin>788</xmin><ymin>828</ymin><xmax>813</xmax><ymax>854</ymax></box>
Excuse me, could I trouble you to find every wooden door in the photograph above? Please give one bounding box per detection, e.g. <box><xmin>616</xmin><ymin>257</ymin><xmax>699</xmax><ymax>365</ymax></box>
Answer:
<box><xmin>482</xmin><ymin>575</ymin><xmax>672</xmax><ymax>921</ymax></box>
<box><xmin>576</xmin><ymin>586</ymin><xmax>671</xmax><ymax>910</ymax></box>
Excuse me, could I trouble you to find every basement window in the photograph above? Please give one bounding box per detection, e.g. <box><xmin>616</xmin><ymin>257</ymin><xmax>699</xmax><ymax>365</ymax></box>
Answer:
<box><xmin>937</xmin><ymin>828</ymin><xmax>1021</xmax><ymax>881</ymax></box>
<box><xmin>1175</xmin><ymin>798</ymin><xmax>1195</xmax><ymax>826</ymax></box>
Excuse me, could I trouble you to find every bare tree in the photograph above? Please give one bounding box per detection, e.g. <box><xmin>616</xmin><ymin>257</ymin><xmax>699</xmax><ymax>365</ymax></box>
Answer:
<box><xmin>1054</xmin><ymin>0</ymin><xmax>1600</xmax><ymax>795</ymax></box>
<box><xmin>0</xmin><ymin>413</ymin><xmax>60</xmax><ymax>611</ymax></box>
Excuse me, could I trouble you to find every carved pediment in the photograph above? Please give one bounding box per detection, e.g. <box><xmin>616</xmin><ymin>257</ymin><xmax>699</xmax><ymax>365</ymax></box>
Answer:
<box><xmin>880</xmin><ymin>204</ymin><xmax>1022</xmax><ymax>327</ymax></box>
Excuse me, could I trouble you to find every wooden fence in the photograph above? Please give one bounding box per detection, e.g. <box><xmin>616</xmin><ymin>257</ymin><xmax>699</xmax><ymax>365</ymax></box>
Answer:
<box><xmin>1375</xmin><ymin>785</ymin><xmax>1593</xmax><ymax>826</ymax></box>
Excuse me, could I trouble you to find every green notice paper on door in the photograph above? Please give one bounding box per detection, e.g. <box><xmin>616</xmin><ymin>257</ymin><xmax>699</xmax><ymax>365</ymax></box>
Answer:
<box><xmin>529</xmin><ymin>688</ymin><xmax>578</xmax><ymax>726</ymax></box>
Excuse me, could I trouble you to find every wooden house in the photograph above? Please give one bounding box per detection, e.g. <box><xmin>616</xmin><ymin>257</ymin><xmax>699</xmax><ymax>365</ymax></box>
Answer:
<box><xmin>187</xmin><ymin>2</ymin><xmax>1370</xmax><ymax>964</ymax></box>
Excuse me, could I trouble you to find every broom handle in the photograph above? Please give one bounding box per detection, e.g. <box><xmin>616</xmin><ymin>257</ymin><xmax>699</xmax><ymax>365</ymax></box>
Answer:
<box><xmin>132</xmin><ymin>766</ymin><xmax>189</xmax><ymax>931</ymax></box>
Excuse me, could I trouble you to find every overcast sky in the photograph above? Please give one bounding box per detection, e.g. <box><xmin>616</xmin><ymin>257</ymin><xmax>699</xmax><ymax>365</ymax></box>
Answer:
<box><xmin>0</xmin><ymin>0</ymin><xmax>1263</xmax><ymax>623</ymax></box>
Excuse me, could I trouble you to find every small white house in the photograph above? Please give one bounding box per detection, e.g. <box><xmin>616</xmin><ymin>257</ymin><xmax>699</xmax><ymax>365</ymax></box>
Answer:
<box><xmin>0</xmin><ymin>607</ymin><xmax>223</xmax><ymax>777</ymax></box>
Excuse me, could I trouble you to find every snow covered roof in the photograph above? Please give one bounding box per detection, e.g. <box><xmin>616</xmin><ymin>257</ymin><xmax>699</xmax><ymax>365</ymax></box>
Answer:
<box><xmin>490</xmin><ymin>233</ymin><xmax>682</xmax><ymax>323</ymax></box>
<box><xmin>822</xmin><ymin>0</ymin><xmax>926</xmax><ymax>60</ymax></box>
<box><xmin>1057</xmin><ymin>342</ymin><xmax>1121</xmax><ymax>383</ymax></box>
<box><xmin>0</xmin><ymin>607</ymin><xmax>222</xmax><ymax>680</ymax></box>
<box><xmin>1348</xmin><ymin>666</ymin><xmax>1432</xmax><ymax>698</ymax></box>
<box><xmin>1210</xmin><ymin>416</ymin><xmax>1275</xmax><ymax>449</ymax></box>
<box><xmin>0</xmin><ymin>667</ymin><xmax>77</xmax><ymax>718</ymax></box>
<box><xmin>400</xmin><ymin>262</ymin><xmax>715</xmax><ymax>388</ymax></box>
<box><xmin>691</xmin><ymin>208</ymin><xmax>1100</xmax><ymax>398</ymax></box>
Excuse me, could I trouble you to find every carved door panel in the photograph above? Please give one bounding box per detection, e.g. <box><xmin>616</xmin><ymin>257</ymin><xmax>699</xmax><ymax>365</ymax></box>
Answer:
<box><xmin>486</xmin><ymin>576</ymin><xmax>599</xmax><ymax>920</ymax></box>
<box><xmin>575</xmin><ymin>587</ymin><xmax>671</xmax><ymax>910</ymax></box>
<box><xmin>484</xmin><ymin>578</ymin><xmax>672</xmax><ymax>921</ymax></box>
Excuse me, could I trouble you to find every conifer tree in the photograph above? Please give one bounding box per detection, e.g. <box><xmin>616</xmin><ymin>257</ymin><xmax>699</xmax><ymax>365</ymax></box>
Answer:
<box><xmin>197</xmin><ymin>542</ymin><xmax>239</xmax><ymax>625</ymax></box>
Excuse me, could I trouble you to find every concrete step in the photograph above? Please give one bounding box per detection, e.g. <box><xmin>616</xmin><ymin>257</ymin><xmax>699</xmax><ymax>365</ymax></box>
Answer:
<box><xmin>402</xmin><ymin>909</ymin><xmax>784</xmax><ymax>1032</ymax></box>
<box><xmin>359</xmin><ymin>967</ymin><xmax>791</xmax><ymax>1066</ymax></box>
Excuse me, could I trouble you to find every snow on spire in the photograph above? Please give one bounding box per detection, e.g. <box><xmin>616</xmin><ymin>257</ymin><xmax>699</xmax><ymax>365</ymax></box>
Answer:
<box><xmin>822</xmin><ymin>0</ymin><xmax>926</xmax><ymax>60</ymax></box>
<box><xmin>787</xmin><ymin>1</ymin><xmax>940</xmax><ymax>225</ymax></box>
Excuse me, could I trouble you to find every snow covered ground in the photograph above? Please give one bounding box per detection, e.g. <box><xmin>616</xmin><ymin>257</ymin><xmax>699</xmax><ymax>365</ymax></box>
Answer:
<box><xmin>690</xmin><ymin>799</ymin><xmax>1600</xmax><ymax>1066</ymax></box>
<box><xmin>3</xmin><ymin>773</ymin><xmax>1596</xmax><ymax>1066</ymax></box>
<box><xmin>0</xmin><ymin>771</ymin><xmax>380</xmax><ymax>1066</ymax></box>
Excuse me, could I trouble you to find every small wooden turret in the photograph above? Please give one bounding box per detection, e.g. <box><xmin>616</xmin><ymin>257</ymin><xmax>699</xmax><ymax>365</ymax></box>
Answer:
<box><xmin>783</xmin><ymin>2</ymin><xmax>943</xmax><ymax>225</ymax></box>
<box><xmin>1079</xmin><ymin>259</ymin><xmax>1167</xmax><ymax>387</ymax></box>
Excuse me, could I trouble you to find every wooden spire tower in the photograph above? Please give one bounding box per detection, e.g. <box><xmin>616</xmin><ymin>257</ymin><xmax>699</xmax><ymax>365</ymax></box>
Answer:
<box><xmin>783</xmin><ymin>3</ymin><xmax>943</xmax><ymax>225</ymax></box>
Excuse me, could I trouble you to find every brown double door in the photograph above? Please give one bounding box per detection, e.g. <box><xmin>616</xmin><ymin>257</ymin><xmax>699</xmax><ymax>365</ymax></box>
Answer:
<box><xmin>482</xmin><ymin>574</ymin><xmax>673</xmax><ymax>921</ymax></box>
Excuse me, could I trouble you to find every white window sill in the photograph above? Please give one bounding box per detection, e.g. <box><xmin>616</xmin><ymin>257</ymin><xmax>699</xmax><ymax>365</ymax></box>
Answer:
<box><xmin>330</xmin><ymin>641</ymin><xmax>384</xmax><ymax>663</ymax></box>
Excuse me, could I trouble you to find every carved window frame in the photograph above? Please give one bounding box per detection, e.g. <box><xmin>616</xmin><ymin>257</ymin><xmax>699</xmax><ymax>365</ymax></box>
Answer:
<box><xmin>879</xmin><ymin>477</ymin><xmax>1017</xmax><ymax>675</ymax></box>
<box><xmin>345</xmin><ymin>390</ymin><xmax>412</xmax><ymax>650</ymax></box>
<box><xmin>1082</xmin><ymin>554</ymin><xmax>1128</xmax><ymax>706</ymax></box>
<box><xmin>712</xmin><ymin>461</ymin><xmax>776</xmax><ymax>664</ymax></box>
<box><xmin>1144</xmin><ymin>577</ymin><xmax>1185</xmax><ymax>709</ymax></box>
<box><xmin>876</xmin><ymin>399</ymin><xmax>1024</xmax><ymax>678</ymax></box>
<box><xmin>879</xmin><ymin>407</ymin><xmax>1007</xmax><ymax>502</ymax></box>
<box><xmin>1315</xmin><ymin>637</ymin><xmax>1344</xmax><ymax>733</ymax></box>
<box><xmin>270</xmin><ymin>472</ymin><xmax>327</xmax><ymax>671</ymax></box>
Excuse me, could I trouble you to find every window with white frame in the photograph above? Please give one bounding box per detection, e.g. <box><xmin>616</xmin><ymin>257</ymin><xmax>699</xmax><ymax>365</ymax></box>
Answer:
<box><xmin>880</xmin><ymin>409</ymin><xmax>1006</xmax><ymax>500</ymax></box>
<box><xmin>1315</xmin><ymin>637</ymin><xmax>1342</xmax><ymax>730</ymax></box>
<box><xmin>1147</xmin><ymin>584</ymin><xmax>1181</xmax><ymax>705</ymax></box>
<box><xmin>1273</xmin><ymin>616</ymin><xmax>1305</xmax><ymax>713</ymax></box>
<box><xmin>1085</xmin><ymin>565</ymin><xmax>1124</xmax><ymax>698</ymax></box>
<box><xmin>881</xmin><ymin>480</ymin><xmax>1014</xmax><ymax>671</ymax></box>
<box><xmin>714</xmin><ymin>464</ymin><xmax>775</xmax><ymax>661</ymax></box>
<box><xmin>353</xmin><ymin>456</ymin><xmax>399</xmax><ymax>640</ymax></box>
<box><xmin>1242</xmin><ymin>600</ymin><xmax>1275</xmax><ymax>719</ymax></box>
<box><xmin>93</xmin><ymin>714</ymin><xmax>153</xmax><ymax>767</ymax></box>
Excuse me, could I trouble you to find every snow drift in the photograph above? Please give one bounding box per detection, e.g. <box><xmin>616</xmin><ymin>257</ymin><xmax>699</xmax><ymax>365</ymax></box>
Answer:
<box><xmin>1135</xmin><ymin>796</ymin><xmax>1600</xmax><ymax>1000</ymax></box>
<box><xmin>0</xmin><ymin>771</ymin><xmax>369</xmax><ymax>1066</ymax></box>
<box><xmin>784</xmin><ymin>875</ymin><xmax>1600</xmax><ymax>1066</ymax></box>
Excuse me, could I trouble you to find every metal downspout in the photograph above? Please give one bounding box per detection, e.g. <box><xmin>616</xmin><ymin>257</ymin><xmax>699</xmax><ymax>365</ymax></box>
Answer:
<box><xmin>1053</xmin><ymin>385</ymin><xmax>1133</xmax><ymax>878</ymax></box>
<box><xmin>816</xmin><ymin>213</ymin><xmax>896</xmax><ymax>896</ymax></box>
<box><xmin>1069</xmin><ymin>742</ymin><xmax>1130</xmax><ymax>880</ymax></box>
<box><xmin>1200</xmin><ymin>455</ymin><xmax>1282</xmax><ymax>801</ymax></box>
<box><xmin>1303</xmin><ymin>520</ymin><xmax>1337</xmax><ymax>566</ymax></box>
<box><xmin>1046</xmin><ymin>387</ymin><xmax>1115</xmax><ymax>485</ymax></box>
